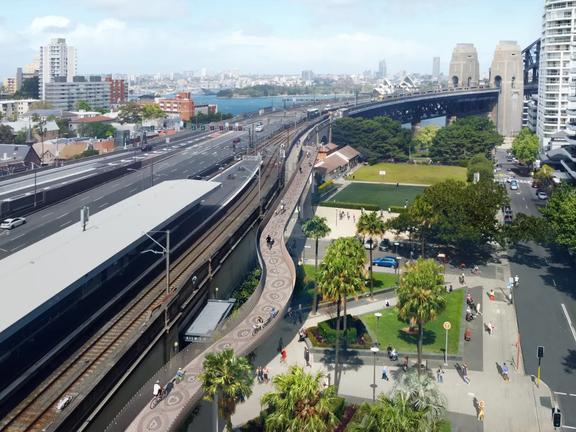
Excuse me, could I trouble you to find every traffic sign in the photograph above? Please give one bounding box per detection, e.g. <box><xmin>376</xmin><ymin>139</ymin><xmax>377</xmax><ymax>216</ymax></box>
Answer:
<box><xmin>443</xmin><ymin>321</ymin><xmax>452</xmax><ymax>330</ymax></box>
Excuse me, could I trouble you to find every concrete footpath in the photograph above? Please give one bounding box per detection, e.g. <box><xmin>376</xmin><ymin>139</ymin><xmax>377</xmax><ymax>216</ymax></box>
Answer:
<box><xmin>230</xmin><ymin>257</ymin><xmax>556</xmax><ymax>432</ymax></box>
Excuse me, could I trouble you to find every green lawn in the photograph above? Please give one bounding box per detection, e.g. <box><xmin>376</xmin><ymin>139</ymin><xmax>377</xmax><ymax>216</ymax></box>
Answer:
<box><xmin>294</xmin><ymin>264</ymin><xmax>397</xmax><ymax>305</ymax></box>
<box><xmin>328</xmin><ymin>183</ymin><xmax>425</xmax><ymax>209</ymax></box>
<box><xmin>360</xmin><ymin>289</ymin><xmax>464</xmax><ymax>354</ymax></box>
<box><xmin>351</xmin><ymin>162</ymin><xmax>466</xmax><ymax>185</ymax></box>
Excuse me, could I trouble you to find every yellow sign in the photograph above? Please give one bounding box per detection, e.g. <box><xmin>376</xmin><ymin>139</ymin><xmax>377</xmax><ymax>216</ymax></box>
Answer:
<box><xmin>443</xmin><ymin>321</ymin><xmax>452</xmax><ymax>330</ymax></box>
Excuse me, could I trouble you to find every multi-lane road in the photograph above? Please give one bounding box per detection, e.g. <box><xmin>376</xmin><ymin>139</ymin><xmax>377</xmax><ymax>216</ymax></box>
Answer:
<box><xmin>0</xmin><ymin>109</ymin><xmax>306</xmax><ymax>259</ymax></box>
<box><xmin>498</xmin><ymin>149</ymin><xmax>576</xmax><ymax>429</ymax></box>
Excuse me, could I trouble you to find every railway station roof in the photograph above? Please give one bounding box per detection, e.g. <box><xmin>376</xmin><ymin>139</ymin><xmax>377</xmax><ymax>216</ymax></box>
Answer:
<box><xmin>0</xmin><ymin>179</ymin><xmax>220</xmax><ymax>340</ymax></box>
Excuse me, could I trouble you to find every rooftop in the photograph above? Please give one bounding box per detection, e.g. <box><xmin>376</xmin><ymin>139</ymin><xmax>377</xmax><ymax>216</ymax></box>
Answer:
<box><xmin>0</xmin><ymin>179</ymin><xmax>220</xmax><ymax>340</ymax></box>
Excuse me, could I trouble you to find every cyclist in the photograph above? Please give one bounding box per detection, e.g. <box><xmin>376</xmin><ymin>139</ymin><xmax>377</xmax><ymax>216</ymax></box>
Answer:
<box><xmin>153</xmin><ymin>380</ymin><xmax>163</xmax><ymax>399</ymax></box>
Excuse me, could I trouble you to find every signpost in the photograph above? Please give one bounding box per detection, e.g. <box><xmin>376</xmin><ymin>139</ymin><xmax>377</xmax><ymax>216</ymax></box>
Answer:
<box><xmin>443</xmin><ymin>321</ymin><xmax>452</xmax><ymax>366</ymax></box>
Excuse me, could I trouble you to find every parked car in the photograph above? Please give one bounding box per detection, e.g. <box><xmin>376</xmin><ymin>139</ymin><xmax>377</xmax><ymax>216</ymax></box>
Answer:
<box><xmin>364</xmin><ymin>239</ymin><xmax>375</xmax><ymax>250</ymax></box>
<box><xmin>372</xmin><ymin>256</ymin><xmax>399</xmax><ymax>268</ymax></box>
<box><xmin>510</xmin><ymin>180</ymin><xmax>519</xmax><ymax>190</ymax></box>
<box><xmin>378</xmin><ymin>239</ymin><xmax>390</xmax><ymax>251</ymax></box>
<box><xmin>0</xmin><ymin>217</ymin><xmax>26</xmax><ymax>230</ymax></box>
<box><xmin>537</xmin><ymin>190</ymin><xmax>548</xmax><ymax>200</ymax></box>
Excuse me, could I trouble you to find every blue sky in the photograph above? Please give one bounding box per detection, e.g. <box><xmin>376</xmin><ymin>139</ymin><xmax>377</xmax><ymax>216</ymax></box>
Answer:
<box><xmin>0</xmin><ymin>0</ymin><xmax>543</xmax><ymax>79</ymax></box>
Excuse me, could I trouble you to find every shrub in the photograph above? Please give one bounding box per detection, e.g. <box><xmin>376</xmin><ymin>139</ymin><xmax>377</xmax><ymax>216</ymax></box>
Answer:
<box><xmin>318</xmin><ymin>180</ymin><xmax>334</xmax><ymax>191</ymax></box>
<box><xmin>307</xmin><ymin>315</ymin><xmax>372</xmax><ymax>348</ymax></box>
<box><xmin>388</xmin><ymin>205</ymin><xmax>408</xmax><ymax>214</ymax></box>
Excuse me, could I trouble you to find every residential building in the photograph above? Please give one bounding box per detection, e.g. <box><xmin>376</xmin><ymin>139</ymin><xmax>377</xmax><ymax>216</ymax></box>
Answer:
<box><xmin>44</xmin><ymin>76</ymin><xmax>110</xmax><ymax>111</ymax></box>
<box><xmin>157</xmin><ymin>92</ymin><xmax>194</xmax><ymax>121</ymax></box>
<box><xmin>378</xmin><ymin>59</ymin><xmax>387</xmax><ymax>79</ymax></box>
<box><xmin>301</xmin><ymin>70</ymin><xmax>314</xmax><ymax>82</ymax></box>
<box><xmin>0</xmin><ymin>144</ymin><xmax>41</xmax><ymax>176</ymax></box>
<box><xmin>433</xmin><ymin>57</ymin><xmax>440</xmax><ymax>78</ymax></box>
<box><xmin>526</xmin><ymin>95</ymin><xmax>538</xmax><ymax>132</ymax></box>
<box><xmin>0</xmin><ymin>99</ymin><xmax>39</xmax><ymax>119</ymax></box>
<box><xmin>537</xmin><ymin>0</ymin><xmax>575</xmax><ymax>149</ymax></box>
<box><xmin>105</xmin><ymin>76</ymin><xmax>128</xmax><ymax>105</ymax></box>
<box><xmin>193</xmin><ymin>104</ymin><xmax>218</xmax><ymax>116</ymax></box>
<box><xmin>39</xmin><ymin>38</ymin><xmax>77</xmax><ymax>100</ymax></box>
<box><xmin>3</xmin><ymin>78</ymin><xmax>16</xmax><ymax>95</ymax></box>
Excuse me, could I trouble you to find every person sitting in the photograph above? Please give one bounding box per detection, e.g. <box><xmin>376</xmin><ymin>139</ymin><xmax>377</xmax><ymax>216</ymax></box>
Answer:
<box><xmin>389</xmin><ymin>348</ymin><xmax>398</xmax><ymax>361</ymax></box>
<box><xmin>501</xmin><ymin>362</ymin><xmax>510</xmax><ymax>382</ymax></box>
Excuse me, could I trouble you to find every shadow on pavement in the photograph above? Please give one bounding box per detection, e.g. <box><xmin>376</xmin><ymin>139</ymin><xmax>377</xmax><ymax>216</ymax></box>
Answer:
<box><xmin>561</xmin><ymin>349</ymin><xmax>576</xmax><ymax>374</ymax></box>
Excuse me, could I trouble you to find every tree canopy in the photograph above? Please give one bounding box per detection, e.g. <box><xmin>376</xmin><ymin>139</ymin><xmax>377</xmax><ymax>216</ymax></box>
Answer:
<box><xmin>78</xmin><ymin>122</ymin><xmax>116</xmax><ymax>139</ymax></box>
<box><xmin>511</xmin><ymin>128</ymin><xmax>539</xmax><ymax>165</ymax></box>
<box><xmin>332</xmin><ymin>116</ymin><xmax>411</xmax><ymax>164</ymax></box>
<box><xmin>75</xmin><ymin>100</ymin><xmax>93</xmax><ymax>111</ymax></box>
<box><xmin>466</xmin><ymin>153</ymin><xmax>494</xmax><ymax>183</ymax></box>
<box><xmin>301</xmin><ymin>216</ymin><xmax>331</xmax><ymax>312</ymax></box>
<box><xmin>118</xmin><ymin>102</ymin><xmax>165</xmax><ymax>124</ymax></box>
<box><xmin>0</xmin><ymin>125</ymin><xmax>15</xmax><ymax>143</ymax></box>
<box><xmin>429</xmin><ymin>116</ymin><xmax>502</xmax><ymax>164</ymax></box>
<box><xmin>13</xmin><ymin>77</ymin><xmax>39</xmax><ymax>99</ymax></box>
<box><xmin>540</xmin><ymin>185</ymin><xmax>576</xmax><ymax>253</ymax></box>
<box><xmin>412</xmin><ymin>124</ymin><xmax>440</xmax><ymax>152</ymax></box>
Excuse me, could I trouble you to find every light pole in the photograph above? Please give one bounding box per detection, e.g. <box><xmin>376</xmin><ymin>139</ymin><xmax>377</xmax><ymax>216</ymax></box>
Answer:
<box><xmin>374</xmin><ymin>312</ymin><xmax>382</xmax><ymax>346</ymax></box>
<box><xmin>30</xmin><ymin>162</ymin><xmax>40</xmax><ymax>208</ymax></box>
<box><xmin>142</xmin><ymin>230</ymin><xmax>171</xmax><ymax>334</ymax></box>
<box><xmin>370</xmin><ymin>345</ymin><xmax>379</xmax><ymax>401</ymax></box>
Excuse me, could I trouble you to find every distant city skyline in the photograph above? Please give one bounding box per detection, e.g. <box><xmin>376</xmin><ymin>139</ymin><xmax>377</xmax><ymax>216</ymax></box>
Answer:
<box><xmin>0</xmin><ymin>0</ymin><xmax>542</xmax><ymax>79</ymax></box>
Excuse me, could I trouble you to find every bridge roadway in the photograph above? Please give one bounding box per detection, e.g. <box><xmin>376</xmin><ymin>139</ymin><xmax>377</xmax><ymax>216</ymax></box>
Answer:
<box><xmin>122</xmin><ymin>146</ymin><xmax>317</xmax><ymax>432</ymax></box>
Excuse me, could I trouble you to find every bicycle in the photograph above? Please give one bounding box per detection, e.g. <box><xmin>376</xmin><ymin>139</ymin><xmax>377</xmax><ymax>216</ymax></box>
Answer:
<box><xmin>150</xmin><ymin>388</ymin><xmax>166</xmax><ymax>409</ymax></box>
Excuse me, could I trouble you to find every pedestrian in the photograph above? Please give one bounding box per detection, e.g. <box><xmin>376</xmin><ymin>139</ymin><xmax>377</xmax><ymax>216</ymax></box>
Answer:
<box><xmin>353</xmin><ymin>214</ymin><xmax>356</xmax><ymax>223</ymax></box>
<box><xmin>436</xmin><ymin>367</ymin><xmax>444</xmax><ymax>383</ymax></box>
<box><xmin>449</xmin><ymin>284</ymin><xmax>453</xmax><ymax>293</ymax></box>
<box><xmin>402</xmin><ymin>356</ymin><xmax>409</xmax><ymax>372</ymax></box>
<box><xmin>476</xmin><ymin>302</ymin><xmax>481</xmax><ymax>315</ymax></box>
<box><xmin>278</xmin><ymin>337</ymin><xmax>284</xmax><ymax>353</ymax></box>
<box><xmin>396</xmin><ymin>182</ymin><xmax>399</xmax><ymax>188</ymax></box>
<box><xmin>514</xmin><ymin>274</ymin><xmax>519</xmax><ymax>286</ymax></box>
<box><xmin>486</xmin><ymin>322</ymin><xmax>495</xmax><ymax>335</ymax></box>
<box><xmin>263</xmin><ymin>367</ymin><xmax>270</xmax><ymax>383</ymax></box>
<box><xmin>299</xmin><ymin>166</ymin><xmax>302</xmax><ymax>174</ymax></box>
<box><xmin>381</xmin><ymin>366</ymin><xmax>389</xmax><ymax>381</ymax></box>
<box><xmin>460</xmin><ymin>273</ymin><xmax>466</xmax><ymax>285</ymax></box>
<box><xmin>462</xmin><ymin>363</ymin><xmax>470</xmax><ymax>384</ymax></box>
<box><xmin>477</xmin><ymin>399</ymin><xmax>485</xmax><ymax>421</ymax></box>
<box><xmin>385</xmin><ymin>300</ymin><xmax>390</xmax><ymax>308</ymax></box>
<box><xmin>304</xmin><ymin>347</ymin><xmax>311</xmax><ymax>367</ymax></box>
<box><xmin>281</xmin><ymin>349</ymin><xmax>287</xmax><ymax>364</ymax></box>
<box><xmin>347</xmin><ymin>211</ymin><xmax>350</xmax><ymax>220</ymax></box>
<box><xmin>501</xmin><ymin>362</ymin><xmax>510</xmax><ymax>383</ymax></box>
<box><xmin>256</xmin><ymin>367</ymin><xmax>263</xmax><ymax>383</ymax></box>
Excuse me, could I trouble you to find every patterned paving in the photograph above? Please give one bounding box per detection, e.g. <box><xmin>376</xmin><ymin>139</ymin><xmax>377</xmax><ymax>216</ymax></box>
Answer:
<box><xmin>125</xmin><ymin>146</ymin><xmax>317</xmax><ymax>432</ymax></box>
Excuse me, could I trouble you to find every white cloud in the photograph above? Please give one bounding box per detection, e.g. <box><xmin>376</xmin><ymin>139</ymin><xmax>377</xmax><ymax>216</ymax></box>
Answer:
<box><xmin>30</xmin><ymin>16</ymin><xmax>73</xmax><ymax>34</ymax></box>
<box><xmin>82</xmin><ymin>0</ymin><xmax>190</xmax><ymax>20</ymax></box>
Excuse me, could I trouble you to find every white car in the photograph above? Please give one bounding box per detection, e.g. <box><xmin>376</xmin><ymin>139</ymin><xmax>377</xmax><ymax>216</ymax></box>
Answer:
<box><xmin>364</xmin><ymin>239</ymin><xmax>375</xmax><ymax>250</ymax></box>
<box><xmin>537</xmin><ymin>191</ymin><xmax>548</xmax><ymax>200</ymax></box>
<box><xmin>510</xmin><ymin>180</ymin><xmax>519</xmax><ymax>190</ymax></box>
<box><xmin>1</xmin><ymin>217</ymin><xmax>26</xmax><ymax>230</ymax></box>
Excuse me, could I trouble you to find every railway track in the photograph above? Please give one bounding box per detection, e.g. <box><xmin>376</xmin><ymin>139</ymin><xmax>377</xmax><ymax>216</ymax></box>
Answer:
<box><xmin>0</xmin><ymin>129</ymin><xmax>292</xmax><ymax>432</ymax></box>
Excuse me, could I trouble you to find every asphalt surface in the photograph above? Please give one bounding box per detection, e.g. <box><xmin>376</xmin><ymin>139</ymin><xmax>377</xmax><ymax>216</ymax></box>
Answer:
<box><xmin>0</xmin><ymin>110</ymin><xmax>304</xmax><ymax>259</ymax></box>
<box><xmin>496</xmin><ymin>148</ymin><xmax>576</xmax><ymax>429</ymax></box>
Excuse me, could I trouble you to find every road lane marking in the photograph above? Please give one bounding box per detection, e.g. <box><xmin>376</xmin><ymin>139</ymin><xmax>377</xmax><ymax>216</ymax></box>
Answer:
<box><xmin>553</xmin><ymin>279</ymin><xmax>557</xmax><ymax>287</ymax></box>
<box><xmin>562</xmin><ymin>426</ymin><xmax>576</xmax><ymax>430</ymax></box>
<box><xmin>59</xmin><ymin>220</ymin><xmax>72</xmax><ymax>228</ymax></box>
<box><xmin>555</xmin><ymin>391</ymin><xmax>568</xmax><ymax>396</ymax></box>
<box><xmin>94</xmin><ymin>195</ymin><xmax>106</xmax><ymax>201</ymax></box>
<box><xmin>98</xmin><ymin>202</ymin><xmax>108</xmax><ymax>209</ymax></box>
<box><xmin>55</xmin><ymin>212</ymin><xmax>68</xmax><ymax>220</ymax></box>
<box><xmin>561</xmin><ymin>303</ymin><xmax>576</xmax><ymax>344</ymax></box>
<box><xmin>80</xmin><ymin>196</ymin><xmax>89</xmax><ymax>201</ymax></box>
<box><xmin>40</xmin><ymin>212</ymin><xmax>55</xmax><ymax>219</ymax></box>
<box><xmin>128</xmin><ymin>188</ymin><xmax>137</xmax><ymax>193</ymax></box>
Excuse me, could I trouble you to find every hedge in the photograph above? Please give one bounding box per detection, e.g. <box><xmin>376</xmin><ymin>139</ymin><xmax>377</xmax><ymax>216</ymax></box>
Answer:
<box><xmin>388</xmin><ymin>205</ymin><xmax>408</xmax><ymax>214</ymax></box>
<box><xmin>319</xmin><ymin>201</ymin><xmax>380</xmax><ymax>211</ymax></box>
<box><xmin>318</xmin><ymin>180</ymin><xmax>334</xmax><ymax>191</ymax></box>
<box><xmin>307</xmin><ymin>315</ymin><xmax>373</xmax><ymax>349</ymax></box>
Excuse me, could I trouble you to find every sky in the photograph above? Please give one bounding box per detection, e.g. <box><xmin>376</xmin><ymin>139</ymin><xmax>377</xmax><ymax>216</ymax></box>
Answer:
<box><xmin>0</xmin><ymin>0</ymin><xmax>543</xmax><ymax>79</ymax></box>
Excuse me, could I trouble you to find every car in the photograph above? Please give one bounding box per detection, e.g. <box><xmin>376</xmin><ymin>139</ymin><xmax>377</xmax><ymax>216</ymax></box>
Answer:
<box><xmin>364</xmin><ymin>239</ymin><xmax>376</xmax><ymax>250</ymax></box>
<box><xmin>232</xmin><ymin>137</ymin><xmax>241</xmax><ymax>144</ymax></box>
<box><xmin>1</xmin><ymin>217</ymin><xmax>26</xmax><ymax>230</ymax></box>
<box><xmin>378</xmin><ymin>239</ymin><xmax>390</xmax><ymax>251</ymax></box>
<box><xmin>372</xmin><ymin>257</ymin><xmax>398</xmax><ymax>268</ymax></box>
<box><xmin>504</xmin><ymin>214</ymin><xmax>513</xmax><ymax>224</ymax></box>
<box><xmin>510</xmin><ymin>180</ymin><xmax>519</xmax><ymax>190</ymax></box>
<box><xmin>537</xmin><ymin>191</ymin><xmax>548</xmax><ymax>200</ymax></box>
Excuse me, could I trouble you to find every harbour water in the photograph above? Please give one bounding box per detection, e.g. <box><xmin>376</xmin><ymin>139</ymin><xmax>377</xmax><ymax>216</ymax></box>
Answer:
<box><xmin>191</xmin><ymin>94</ymin><xmax>353</xmax><ymax>116</ymax></box>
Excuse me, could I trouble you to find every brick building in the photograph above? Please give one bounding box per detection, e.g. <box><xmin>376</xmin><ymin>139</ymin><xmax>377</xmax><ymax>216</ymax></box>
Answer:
<box><xmin>158</xmin><ymin>92</ymin><xmax>194</xmax><ymax>121</ymax></box>
<box><xmin>105</xmin><ymin>77</ymin><xmax>128</xmax><ymax>105</ymax></box>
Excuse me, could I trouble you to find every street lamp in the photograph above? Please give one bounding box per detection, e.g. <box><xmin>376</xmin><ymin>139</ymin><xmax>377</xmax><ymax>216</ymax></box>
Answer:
<box><xmin>370</xmin><ymin>345</ymin><xmax>380</xmax><ymax>402</ymax></box>
<box><xmin>142</xmin><ymin>230</ymin><xmax>171</xmax><ymax>334</ymax></box>
<box><xmin>374</xmin><ymin>312</ymin><xmax>382</xmax><ymax>346</ymax></box>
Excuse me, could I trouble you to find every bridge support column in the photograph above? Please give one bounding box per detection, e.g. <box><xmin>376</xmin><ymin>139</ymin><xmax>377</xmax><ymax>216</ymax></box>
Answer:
<box><xmin>411</xmin><ymin>120</ymin><xmax>421</xmax><ymax>135</ymax></box>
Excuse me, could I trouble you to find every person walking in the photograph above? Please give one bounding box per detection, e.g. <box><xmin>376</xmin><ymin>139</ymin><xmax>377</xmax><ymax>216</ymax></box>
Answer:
<box><xmin>381</xmin><ymin>366</ymin><xmax>389</xmax><ymax>381</ymax></box>
<box><xmin>304</xmin><ymin>347</ymin><xmax>311</xmax><ymax>367</ymax></box>
<box><xmin>477</xmin><ymin>400</ymin><xmax>486</xmax><ymax>421</ymax></box>
<box><xmin>263</xmin><ymin>367</ymin><xmax>270</xmax><ymax>384</ymax></box>
<box><xmin>462</xmin><ymin>363</ymin><xmax>470</xmax><ymax>384</ymax></box>
<box><xmin>281</xmin><ymin>348</ymin><xmax>287</xmax><ymax>364</ymax></box>
<box><xmin>436</xmin><ymin>367</ymin><xmax>444</xmax><ymax>383</ymax></box>
<box><xmin>514</xmin><ymin>274</ymin><xmax>519</xmax><ymax>286</ymax></box>
<box><xmin>501</xmin><ymin>362</ymin><xmax>510</xmax><ymax>383</ymax></box>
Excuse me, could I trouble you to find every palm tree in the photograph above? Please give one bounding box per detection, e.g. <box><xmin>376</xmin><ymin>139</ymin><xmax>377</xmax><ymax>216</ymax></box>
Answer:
<box><xmin>356</xmin><ymin>211</ymin><xmax>386</xmax><ymax>297</ymax></box>
<box><xmin>317</xmin><ymin>237</ymin><xmax>365</xmax><ymax>388</ymax></box>
<box><xmin>301</xmin><ymin>216</ymin><xmax>331</xmax><ymax>313</ymax></box>
<box><xmin>392</xmin><ymin>369</ymin><xmax>447</xmax><ymax>427</ymax></box>
<box><xmin>408</xmin><ymin>196</ymin><xmax>437</xmax><ymax>256</ymax></box>
<box><xmin>261</xmin><ymin>365</ymin><xmax>339</xmax><ymax>432</ymax></box>
<box><xmin>347</xmin><ymin>393</ymin><xmax>429</xmax><ymax>432</ymax></box>
<box><xmin>199</xmin><ymin>348</ymin><xmax>254</xmax><ymax>432</ymax></box>
<box><xmin>396</xmin><ymin>258</ymin><xmax>446</xmax><ymax>375</ymax></box>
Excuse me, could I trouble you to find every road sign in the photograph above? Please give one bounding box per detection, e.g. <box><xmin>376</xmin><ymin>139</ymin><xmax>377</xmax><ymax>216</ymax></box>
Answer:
<box><xmin>443</xmin><ymin>321</ymin><xmax>452</xmax><ymax>330</ymax></box>
<box><xmin>537</xmin><ymin>346</ymin><xmax>544</xmax><ymax>359</ymax></box>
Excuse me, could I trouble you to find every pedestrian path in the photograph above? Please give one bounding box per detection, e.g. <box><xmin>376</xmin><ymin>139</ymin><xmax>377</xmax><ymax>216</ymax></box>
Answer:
<box><xmin>124</xmin><ymin>146</ymin><xmax>319</xmax><ymax>432</ymax></box>
<box><xmin>230</xmin><ymin>263</ymin><xmax>556</xmax><ymax>432</ymax></box>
